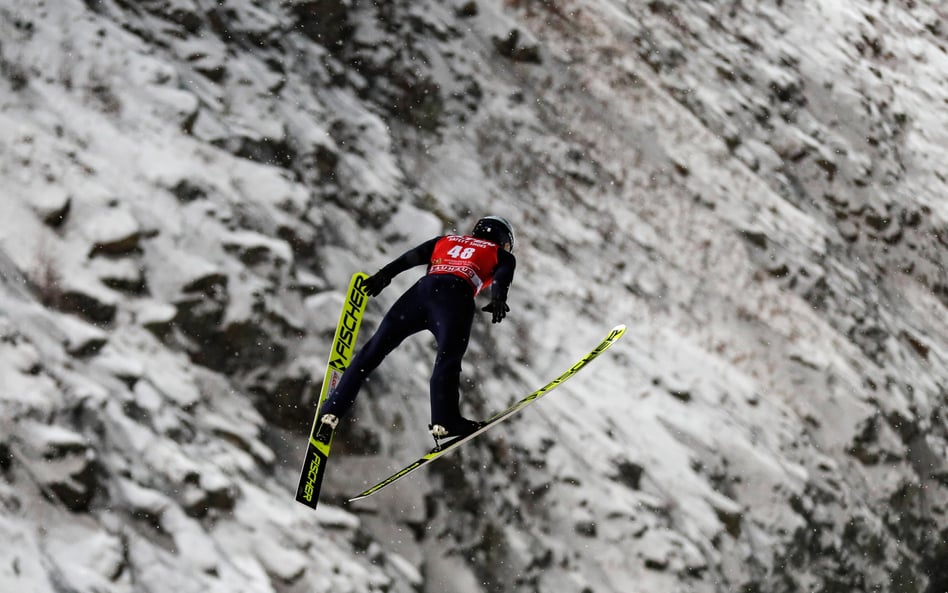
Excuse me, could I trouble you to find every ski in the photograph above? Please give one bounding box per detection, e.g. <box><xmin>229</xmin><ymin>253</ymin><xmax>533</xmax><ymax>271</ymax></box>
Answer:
<box><xmin>348</xmin><ymin>324</ymin><xmax>627</xmax><ymax>502</ymax></box>
<box><xmin>295</xmin><ymin>272</ymin><xmax>370</xmax><ymax>510</ymax></box>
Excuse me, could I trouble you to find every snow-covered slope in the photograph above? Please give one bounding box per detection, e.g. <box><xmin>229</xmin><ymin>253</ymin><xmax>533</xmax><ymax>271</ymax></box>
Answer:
<box><xmin>1</xmin><ymin>1</ymin><xmax>946</xmax><ymax>592</ymax></box>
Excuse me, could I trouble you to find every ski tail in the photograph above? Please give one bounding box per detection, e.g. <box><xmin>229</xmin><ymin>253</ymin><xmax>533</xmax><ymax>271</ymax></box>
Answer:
<box><xmin>348</xmin><ymin>324</ymin><xmax>627</xmax><ymax>502</ymax></box>
<box><xmin>295</xmin><ymin>272</ymin><xmax>370</xmax><ymax>509</ymax></box>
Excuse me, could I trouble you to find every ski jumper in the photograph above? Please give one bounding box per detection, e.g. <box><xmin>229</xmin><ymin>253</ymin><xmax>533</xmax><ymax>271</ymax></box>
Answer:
<box><xmin>319</xmin><ymin>236</ymin><xmax>516</xmax><ymax>430</ymax></box>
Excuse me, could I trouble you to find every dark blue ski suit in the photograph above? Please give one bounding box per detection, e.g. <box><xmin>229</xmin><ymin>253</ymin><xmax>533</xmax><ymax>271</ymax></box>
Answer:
<box><xmin>319</xmin><ymin>235</ymin><xmax>516</xmax><ymax>431</ymax></box>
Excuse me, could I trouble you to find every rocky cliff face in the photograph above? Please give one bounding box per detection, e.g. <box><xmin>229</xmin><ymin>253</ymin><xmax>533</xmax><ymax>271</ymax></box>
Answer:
<box><xmin>1</xmin><ymin>1</ymin><xmax>946</xmax><ymax>592</ymax></box>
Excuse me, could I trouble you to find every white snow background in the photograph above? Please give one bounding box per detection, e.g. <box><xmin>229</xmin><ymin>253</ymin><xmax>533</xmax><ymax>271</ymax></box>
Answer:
<box><xmin>0</xmin><ymin>1</ymin><xmax>946</xmax><ymax>593</ymax></box>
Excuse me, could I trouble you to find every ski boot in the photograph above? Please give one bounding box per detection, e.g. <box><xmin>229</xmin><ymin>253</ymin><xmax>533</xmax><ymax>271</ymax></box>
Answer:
<box><xmin>314</xmin><ymin>413</ymin><xmax>339</xmax><ymax>443</ymax></box>
<box><xmin>429</xmin><ymin>417</ymin><xmax>484</xmax><ymax>448</ymax></box>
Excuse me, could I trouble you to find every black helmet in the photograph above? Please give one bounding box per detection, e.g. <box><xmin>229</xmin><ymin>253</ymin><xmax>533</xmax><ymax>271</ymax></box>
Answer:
<box><xmin>471</xmin><ymin>216</ymin><xmax>515</xmax><ymax>251</ymax></box>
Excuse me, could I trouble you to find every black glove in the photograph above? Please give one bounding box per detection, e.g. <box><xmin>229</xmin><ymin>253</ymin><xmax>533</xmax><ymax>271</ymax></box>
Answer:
<box><xmin>481</xmin><ymin>298</ymin><xmax>510</xmax><ymax>323</ymax></box>
<box><xmin>363</xmin><ymin>271</ymin><xmax>391</xmax><ymax>297</ymax></box>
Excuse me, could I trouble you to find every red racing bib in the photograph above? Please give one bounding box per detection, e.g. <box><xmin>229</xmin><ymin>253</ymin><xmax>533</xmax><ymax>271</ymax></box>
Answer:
<box><xmin>428</xmin><ymin>235</ymin><xmax>499</xmax><ymax>296</ymax></box>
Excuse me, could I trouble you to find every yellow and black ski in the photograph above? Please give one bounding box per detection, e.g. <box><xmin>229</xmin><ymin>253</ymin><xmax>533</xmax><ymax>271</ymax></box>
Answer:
<box><xmin>348</xmin><ymin>324</ymin><xmax>627</xmax><ymax>502</ymax></box>
<box><xmin>295</xmin><ymin>272</ymin><xmax>369</xmax><ymax>510</ymax></box>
